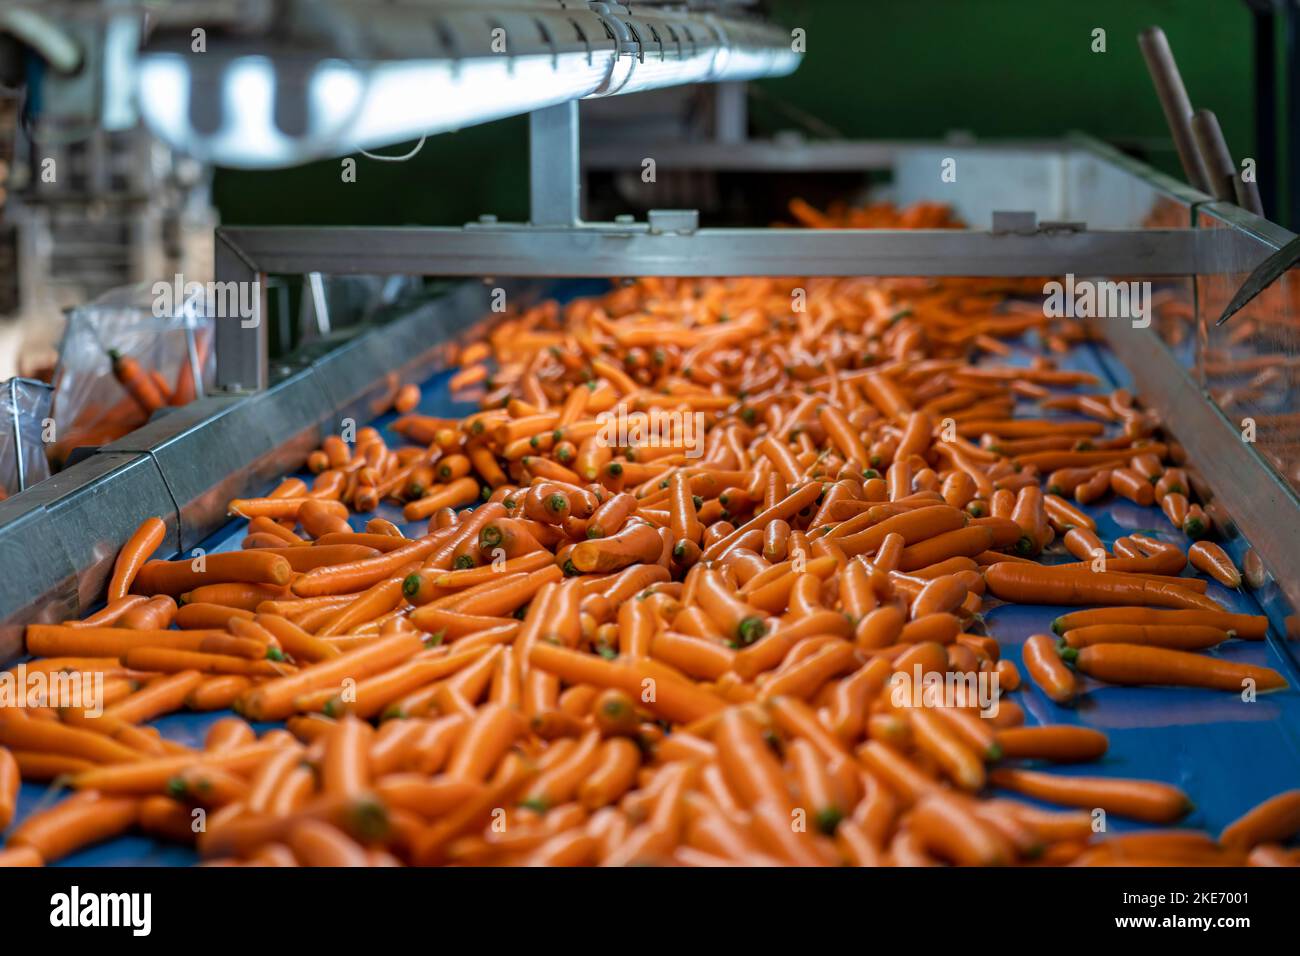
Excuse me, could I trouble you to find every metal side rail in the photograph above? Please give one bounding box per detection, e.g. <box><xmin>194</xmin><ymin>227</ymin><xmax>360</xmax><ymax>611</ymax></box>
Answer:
<box><xmin>0</xmin><ymin>281</ymin><xmax>491</xmax><ymax>663</ymax></box>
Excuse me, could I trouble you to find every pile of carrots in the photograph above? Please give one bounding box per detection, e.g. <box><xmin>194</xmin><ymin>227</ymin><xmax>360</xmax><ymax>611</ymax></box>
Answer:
<box><xmin>47</xmin><ymin>336</ymin><xmax>210</xmax><ymax>470</ymax></box>
<box><xmin>2</xmin><ymin>201</ymin><xmax>1298</xmax><ymax>868</ymax></box>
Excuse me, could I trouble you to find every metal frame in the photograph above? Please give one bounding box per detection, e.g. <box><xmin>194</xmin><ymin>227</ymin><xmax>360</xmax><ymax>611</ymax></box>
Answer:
<box><xmin>213</xmin><ymin>107</ymin><xmax>1274</xmax><ymax>392</ymax></box>
<box><xmin>211</xmin><ymin>125</ymin><xmax>1270</xmax><ymax>392</ymax></box>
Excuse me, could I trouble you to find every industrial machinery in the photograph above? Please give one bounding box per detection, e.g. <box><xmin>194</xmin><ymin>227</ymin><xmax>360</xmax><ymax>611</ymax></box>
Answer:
<box><xmin>0</xmin><ymin>1</ymin><xmax>1297</xmax><ymax>877</ymax></box>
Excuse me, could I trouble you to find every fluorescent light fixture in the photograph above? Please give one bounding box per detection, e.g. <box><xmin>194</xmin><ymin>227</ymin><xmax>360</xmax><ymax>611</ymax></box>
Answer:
<box><xmin>134</xmin><ymin>2</ymin><xmax>802</xmax><ymax>168</ymax></box>
<box><xmin>138</xmin><ymin>51</ymin><xmax>615</xmax><ymax>168</ymax></box>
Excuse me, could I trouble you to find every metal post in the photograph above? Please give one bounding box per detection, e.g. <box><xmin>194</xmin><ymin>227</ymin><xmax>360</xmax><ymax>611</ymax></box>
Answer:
<box><xmin>529</xmin><ymin>101</ymin><xmax>581</xmax><ymax>226</ymax></box>
<box><xmin>715</xmin><ymin>82</ymin><xmax>748</xmax><ymax>144</ymax></box>
<box><xmin>213</xmin><ymin>230</ymin><xmax>268</xmax><ymax>392</ymax></box>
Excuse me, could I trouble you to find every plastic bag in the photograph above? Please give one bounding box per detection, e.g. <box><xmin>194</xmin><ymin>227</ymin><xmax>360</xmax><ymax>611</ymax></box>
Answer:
<box><xmin>49</xmin><ymin>282</ymin><xmax>214</xmax><ymax>469</ymax></box>
<box><xmin>0</xmin><ymin>377</ymin><xmax>54</xmax><ymax>498</ymax></box>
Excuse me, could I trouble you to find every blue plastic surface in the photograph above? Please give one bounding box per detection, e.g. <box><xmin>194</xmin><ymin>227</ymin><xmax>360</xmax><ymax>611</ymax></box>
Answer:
<box><xmin>5</xmin><ymin>329</ymin><xmax>1300</xmax><ymax>865</ymax></box>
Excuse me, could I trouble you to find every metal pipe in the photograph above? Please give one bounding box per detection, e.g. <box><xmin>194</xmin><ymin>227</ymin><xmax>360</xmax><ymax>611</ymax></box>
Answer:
<box><xmin>1191</xmin><ymin>109</ymin><xmax>1241</xmax><ymax>202</ymax></box>
<box><xmin>1138</xmin><ymin>25</ymin><xmax>1212</xmax><ymax>193</ymax></box>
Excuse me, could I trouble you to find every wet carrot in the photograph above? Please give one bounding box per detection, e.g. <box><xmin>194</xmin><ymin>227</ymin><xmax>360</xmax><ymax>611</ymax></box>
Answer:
<box><xmin>1188</xmin><ymin>541</ymin><xmax>1241</xmax><ymax>588</ymax></box>
<box><xmin>910</xmin><ymin>793</ymin><xmax>1009</xmax><ymax>866</ymax></box>
<box><xmin>1061</xmin><ymin>624</ymin><xmax>1229</xmax><ymax>651</ymax></box>
<box><xmin>108</xmin><ymin>517</ymin><xmax>168</xmax><ymax>601</ymax></box>
<box><xmin>984</xmin><ymin>563</ymin><xmax>1220</xmax><ymax>610</ymax></box>
<box><xmin>133</xmin><ymin>552</ymin><xmax>292</xmax><ymax>595</ymax></box>
<box><xmin>1022</xmin><ymin>634</ymin><xmax>1077</xmax><ymax>704</ymax></box>
<box><xmin>989</xmin><ymin>768</ymin><xmax>1191</xmax><ymax>823</ymax></box>
<box><xmin>1065</xmin><ymin>644</ymin><xmax>1287</xmax><ymax>692</ymax></box>
<box><xmin>994</xmin><ymin>726</ymin><xmax>1108</xmax><ymax>762</ymax></box>
<box><xmin>110</xmin><ymin>351</ymin><xmax>166</xmax><ymax>414</ymax></box>
<box><xmin>8</xmin><ymin>792</ymin><xmax>140</xmax><ymax>862</ymax></box>
<box><xmin>1051</xmin><ymin>607</ymin><xmax>1267</xmax><ymax>639</ymax></box>
<box><xmin>237</xmin><ymin>632</ymin><xmax>425</xmax><ymax>721</ymax></box>
<box><xmin>0</xmin><ymin>746</ymin><xmax>17</xmax><ymax>830</ymax></box>
<box><xmin>1220</xmin><ymin>790</ymin><xmax>1300</xmax><ymax>852</ymax></box>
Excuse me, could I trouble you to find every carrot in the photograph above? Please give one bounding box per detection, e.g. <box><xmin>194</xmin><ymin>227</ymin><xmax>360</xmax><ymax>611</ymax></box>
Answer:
<box><xmin>184</xmin><ymin>582</ymin><xmax>288</xmax><ymax>610</ymax></box>
<box><xmin>108</xmin><ymin>517</ymin><xmax>168</xmax><ymax>601</ymax></box>
<box><xmin>66</xmin><ymin>595</ymin><xmax>151</xmax><ymax>628</ymax></box>
<box><xmin>908</xmin><ymin>707</ymin><xmax>985</xmax><ymax>792</ymax></box>
<box><xmin>1220</xmin><ymin>790</ymin><xmax>1300</xmax><ymax>851</ymax></box>
<box><xmin>174</xmin><ymin>602</ymin><xmax>255</xmax><ymax>630</ymax></box>
<box><xmin>528</xmin><ymin>643</ymin><xmax>723</xmax><ymax>723</ymax></box>
<box><xmin>1061</xmin><ymin>624</ymin><xmax>1229</xmax><ymax>650</ymax></box>
<box><xmin>119</xmin><ymin>594</ymin><xmax>178</xmax><ymax>630</ymax></box>
<box><xmin>1064</xmin><ymin>644</ymin><xmax>1287</xmax><ymax>692</ymax></box>
<box><xmin>1188</xmin><ymin>541</ymin><xmax>1241</xmax><ymax>588</ymax></box>
<box><xmin>1051</xmin><ymin>606</ymin><xmax>1268</xmax><ymax>639</ymax></box>
<box><xmin>237</xmin><ymin>632</ymin><xmax>425</xmax><ymax>720</ymax></box>
<box><xmin>291</xmin><ymin>532</ymin><xmax>451</xmax><ymax>597</ymax></box>
<box><xmin>284</xmin><ymin>820</ymin><xmax>368</xmax><ymax>866</ymax></box>
<box><xmin>68</xmin><ymin>740</ymin><xmax>287</xmax><ymax>795</ymax></box>
<box><xmin>856</xmin><ymin>739</ymin><xmax>937</xmax><ymax>808</ymax></box>
<box><xmin>0</xmin><ymin>846</ymin><xmax>43</xmax><ymax>866</ymax></box>
<box><xmin>394</xmin><ymin>383</ymin><xmax>421</xmax><ymax>414</ymax></box>
<box><xmin>25</xmin><ymin>625</ymin><xmax>258</xmax><ymax>659</ymax></box>
<box><xmin>910</xmin><ymin>793</ymin><xmax>1009</xmax><ymax>865</ymax></box>
<box><xmin>318</xmin><ymin>716</ymin><xmax>372</xmax><ymax>798</ymax></box>
<box><xmin>104</xmin><ymin>670</ymin><xmax>205</xmax><ymax>723</ymax></box>
<box><xmin>123</xmin><ymin>647</ymin><xmax>286</xmax><ymax>677</ymax></box>
<box><xmin>897</xmin><ymin>526</ymin><xmax>992</xmax><ymax>572</ymax></box>
<box><xmin>445</xmin><ymin>704</ymin><xmax>526</xmax><ymax>783</ymax></box>
<box><xmin>8</xmin><ymin>792</ymin><xmax>140</xmax><ymax>862</ymax></box>
<box><xmin>1043</xmin><ymin>493</ymin><xmax>1095</xmax><ymax>532</ymax></box>
<box><xmin>110</xmin><ymin>350</ymin><xmax>166</xmax><ymax>414</ymax></box>
<box><xmin>253</xmin><ymin>614</ymin><xmax>341</xmax><ymax>663</ymax></box>
<box><xmin>989</xmin><ymin>768</ymin><xmax>1191</xmax><ymax>823</ymax></box>
<box><xmin>569</xmin><ymin>522</ymin><xmax>663</xmax><ymax>573</ymax></box>
<box><xmin>0</xmin><ymin>746</ymin><xmax>18</xmax><ymax>830</ymax></box>
<box><xmin>715</xmin><ymin>708</ymin><xmax>791</xmax><ymax>811</ymax></box>
<box><xmin>1022</xmin><ymin>634</ymin><xmax>1077</xmax><ymax>704</ymax></box>
<box><xmin>0</xmin><ymin>711</ymin><xmax>145</xmax><ymax>765</ymax></box>
<box><xmin>984</xmin><ymin>562</ymin><xmax>1220</xmax><ymax>610</ymax></box>
<box><xmin>133</xmin><ymin>552</ymin><xmax>292</xmax><ymax>595</ymax></box>
<box><xmin>186</xmin><ymin>675</ymin><xmax>253</xmax><ymax>711</ymax></box>
<box><xmin>994</xmin><ymin>726</ymin><xmax>1108</xmax><ymax>762</ymax></box>
<box><xmin>403</xmin><ymin>477</ymin><xmax>481</xmax><ymax>521</ymax></box>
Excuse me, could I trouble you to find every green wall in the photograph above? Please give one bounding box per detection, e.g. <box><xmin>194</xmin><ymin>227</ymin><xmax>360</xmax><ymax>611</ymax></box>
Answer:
<box><xmin>215</xmin><ymin>0</ymin><xmax>1274</xmax><ymax>227</ymax></box>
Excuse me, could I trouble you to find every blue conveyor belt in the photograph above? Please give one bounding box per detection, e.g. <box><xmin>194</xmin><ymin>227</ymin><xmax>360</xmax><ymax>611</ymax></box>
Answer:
<box><xmin>5</xmin><ymin>334</ymin><xmax>1300</xmax><ymax>865</ymax></box>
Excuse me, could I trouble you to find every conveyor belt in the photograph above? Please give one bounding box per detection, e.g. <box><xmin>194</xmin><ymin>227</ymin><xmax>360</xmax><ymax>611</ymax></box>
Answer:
<box><xmin>4</xmin><ymin>326</ymin><xmax>1300</xmax><ymax>865</ymax></box>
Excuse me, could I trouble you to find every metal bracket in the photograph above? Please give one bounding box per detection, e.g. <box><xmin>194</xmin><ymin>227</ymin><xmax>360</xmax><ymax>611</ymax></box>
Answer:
<box><xmin>991</xmin><ymin>211</ymin><xmax>1087</xmax><ymax>236</ymax></box>
<box><xmin>213</xmin><ymin>227</ymin><xmax>269</xmax><ymax>394</ymax></box>
<box><xmin>647</xmin><ymin>209</ymin><xmax>700</xmax><ymax>235</ymax></box>
<box><xmin>529</xmin><ymin>101</ymin><xmax>582</xmax><ymax>227</ymax></box>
